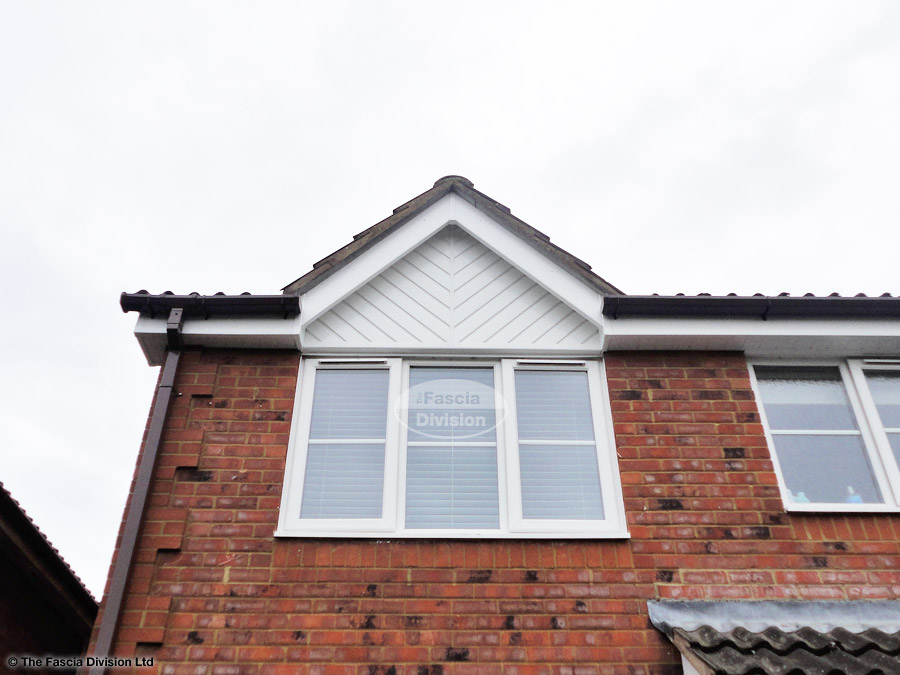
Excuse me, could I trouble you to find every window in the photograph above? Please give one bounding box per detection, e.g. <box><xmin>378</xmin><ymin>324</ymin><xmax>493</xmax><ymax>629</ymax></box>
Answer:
<box><xmin>278</xmin><ymin>358</ymin><xmax>627</xmax><ymax>537</ymax></box>
<box><xmin>751</xmin><ymin>360</ymin><xmax>900</xmax><ymax>511</ymax></box>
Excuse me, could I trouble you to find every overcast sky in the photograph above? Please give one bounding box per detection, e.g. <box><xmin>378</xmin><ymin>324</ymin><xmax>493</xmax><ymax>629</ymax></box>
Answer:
<box><xmin>1</xmin><ymin>1</ymin><xmax>898</xmax><ymax>597</ymax></box>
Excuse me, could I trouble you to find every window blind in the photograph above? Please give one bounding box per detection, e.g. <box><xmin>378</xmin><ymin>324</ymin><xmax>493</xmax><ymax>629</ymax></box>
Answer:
<box><xmin>300</xmin><ymin>369</ymin><xmax>389</xmax><ymax>519</ymax></box>
<box><xmin>515</xmin><ymin>370</ymin><xmax>604</xmax><ymax>519</ymax></box>
<box><xmin>405</xmin><ymin>367</ymin><xmax>500</xmax><ymax>529</ymax></box>
<box><xmin>405</xmin><ymin>445</ymin><xmax>500</xmax><ymax>528</ymax></box>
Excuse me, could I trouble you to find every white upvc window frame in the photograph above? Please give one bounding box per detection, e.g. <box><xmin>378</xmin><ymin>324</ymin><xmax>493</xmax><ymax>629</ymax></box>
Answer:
<box><xmin>749</xmin><ymin>358</ymin><xmax>900</xmax><ymax>513</ymax></box>
<box><xmin>278</xmin><ymin>357</ymin><xmax>403</xmax><ymax>534</ymax></box>
<box><xmin>276</xmin><ymin>356</ymin><xmax>629</xmax><ymax>538</ymax></box>
<box><xmin>502</xmin><ymin>359</ymin><xmax>627</xmax><ymax>537</ymax></box>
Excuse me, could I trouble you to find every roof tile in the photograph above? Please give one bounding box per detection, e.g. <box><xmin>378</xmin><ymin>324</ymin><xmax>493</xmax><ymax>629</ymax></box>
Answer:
<box><xmin>673</xmin><ymin>625</ymin><xmax>900</xmax><ymax>675</ymax></box>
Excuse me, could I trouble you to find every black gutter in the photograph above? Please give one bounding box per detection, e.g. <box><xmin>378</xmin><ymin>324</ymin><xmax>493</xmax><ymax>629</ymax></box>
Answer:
<box><xmin>83</xmin><ymin>308</ymin><xmax>184</xmax><ymax>675</ymax></box>
<box><xmin>120</xmin><ymin>292</ymin><xmax>301</xmax><ymax>319</ymax></box>
<box><xmin>603</xmin><ymin>295</ymin><xmax>900</xmax><ymax>320</ymax></box>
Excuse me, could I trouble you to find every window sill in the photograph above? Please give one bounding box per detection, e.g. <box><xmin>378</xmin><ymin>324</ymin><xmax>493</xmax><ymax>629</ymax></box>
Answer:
<box><xmin>783</xmin><ymin>503</ymin><xmax>900</xmax><ymax>514</ymax></box>
<box><xmin>274</xmin><ymin>529</ymin><xmax>631</xmax><ymax>540</ymax></box>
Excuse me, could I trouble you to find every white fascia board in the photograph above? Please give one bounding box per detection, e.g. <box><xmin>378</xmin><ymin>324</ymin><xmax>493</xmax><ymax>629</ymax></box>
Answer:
<box><xmin>603</xmin><ymin>317</ymin><xmax>900</xmax><ymax>357</ymax></box>
<box><xmin>134</xmin><ymin>314</ymin><xmax>302</xmax><ymax>366</ymax></box>
<box><xmin>299</xmin><ymin>193</ymin><xmax>605</xmax><ymax>335</ymax></box>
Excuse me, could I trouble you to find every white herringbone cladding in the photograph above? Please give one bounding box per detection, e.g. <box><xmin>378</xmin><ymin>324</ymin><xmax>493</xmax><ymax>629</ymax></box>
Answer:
<box><xmin>304</xmin><ymin>226</ymin><xmax>600</xmax><ymax>350</ymax></box>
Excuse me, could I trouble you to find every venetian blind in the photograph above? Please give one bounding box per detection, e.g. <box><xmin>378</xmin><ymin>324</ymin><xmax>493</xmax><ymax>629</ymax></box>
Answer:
<box><xmin>405</xmin><ymin>367</ymin><xmax>500</xmax><ymax>529</ymax></box>
<box><xmin>300</xmin><ymin>369</ymin><xmax>389</xmax><ymax>519</ymax></box>
<box><xmin>515</xmin><ymin>370</ymin><xmax>604</xmax><ymax>520</ymax></box>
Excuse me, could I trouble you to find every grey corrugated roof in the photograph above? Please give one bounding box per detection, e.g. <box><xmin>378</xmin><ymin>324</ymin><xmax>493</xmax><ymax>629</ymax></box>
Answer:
<box><xmin>673</xmin><ymin>625</ymin><xmax>900</xmax><ymax>675</ymax></box>
<box><xmin>280</xmin><ymin>175</ymin><xmax>624</xmax><ymax>297</ymax></box>
<box><xmin>649</xmin><ymin>601</ymin><xmax>900</xmax><ymax>675</ymax></box>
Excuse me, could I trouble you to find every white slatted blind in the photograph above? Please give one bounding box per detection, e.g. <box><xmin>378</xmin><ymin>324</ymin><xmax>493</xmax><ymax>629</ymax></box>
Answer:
<box><xmin>300</xmin><ymin>369</ymin><xmax>389</xmax><ymax>519</ymax></box>
<box><xmin>406</xmin><ymin>446</ymin><xmax>499</xmax><ymax>528</ymax></box>
<box><xmin>515</xmin><ymin>371</ymin><xmax>604</xmax><ymax>520</ymax></box>
<box><xmin>405</xmin><ymin>367</ymin><xmax>500</xmax><ymax>529</ymax></box>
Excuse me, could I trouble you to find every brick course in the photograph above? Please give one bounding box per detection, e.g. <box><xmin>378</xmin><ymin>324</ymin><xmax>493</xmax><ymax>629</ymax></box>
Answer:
<box><xmin>88</xmin><ymin>350</ymin><xmax>900</xmax><ymax>674</ymax></box>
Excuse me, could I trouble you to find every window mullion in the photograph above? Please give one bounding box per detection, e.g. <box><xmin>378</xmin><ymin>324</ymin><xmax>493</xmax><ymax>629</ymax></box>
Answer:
<box><xmin>495</xmin><ymin>362</ymin><xmax>510</xmax><ymax>534</ymax></box>
<box><xmin>501</xmin><ymin>359</ymin><xmax>525</xmax><ymax>532</ymax></box>
<box><xmin>393</xmin><ymin>359</ymin><xmax>409</xmax><ymax>532</ymax></box>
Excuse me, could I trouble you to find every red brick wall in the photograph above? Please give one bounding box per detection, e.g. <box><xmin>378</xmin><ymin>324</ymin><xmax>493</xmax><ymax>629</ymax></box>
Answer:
<box><xmin>89</xmin><ymin>350</ymin><xmax>900</xmax><ymax>674</ymax></box>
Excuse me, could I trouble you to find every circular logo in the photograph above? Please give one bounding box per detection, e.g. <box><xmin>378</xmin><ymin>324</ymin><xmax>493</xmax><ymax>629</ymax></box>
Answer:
<box><xmin>394</xmin><ymin>374</ymin><xmax>506</xmax><ymax>441</ymax></box>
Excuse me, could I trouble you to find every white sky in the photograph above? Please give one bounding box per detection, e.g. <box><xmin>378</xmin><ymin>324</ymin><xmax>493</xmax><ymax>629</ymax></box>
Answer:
<box><xmin>1</xmin><ymin>1</ymin><xmax>898</xmax><ymax>597</ymax></box>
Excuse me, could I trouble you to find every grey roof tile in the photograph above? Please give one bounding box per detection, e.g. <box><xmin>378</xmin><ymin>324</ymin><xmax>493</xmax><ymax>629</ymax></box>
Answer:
<box><xmin>280</xmin><ymin>176</ymin><xmax>624</xmax><ymax>297</ymax></box>
<box><xmin>673</xmin><ymin>625</ymin><xmax>900</xmax><ymax>675</ymax></box>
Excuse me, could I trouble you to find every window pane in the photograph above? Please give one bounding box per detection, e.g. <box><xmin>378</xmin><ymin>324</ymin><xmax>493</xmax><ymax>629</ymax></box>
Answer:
<box><xmin>865</xmin><ymin>371</ymin><xmax>900</xmax><ymax>429</ymax></box>
<box><xmin>520</xmin><ymin>444</ymin><xmax>604</xmax><ymax>519</ymax></box>
<box><xmin>405</xmin><ymin>445</ymin><xmax>499</xmax><ymax>529</ymax></box>
<box><xmin>301</xmin><ymin>443</ymin><xmax>385</xmax><ymax>518</ymax></box>
<box><xmin>755</xmin><ymin>367</ymin><xmax>858</xmax><ymax>431</ymax></box>
<box><xmin>514</xmin><ymin>370</ymin><xmax>604</xmax><ymax>521</ymax></box>
<box><xmin>407</xmin><ymin>368</ymin><xmax>496</xmax><ymax>443</ymax></box>
<box><xmin>515</xmin><ymin>371</ymin><xmax>595</xmax><ymax>441</ymax></box>
<box><xmin>888</xmin><ymin>433</ymin><xmax>900</xmax><ymax>471</ymax></box>
<box><xmin>406</xmin><ymin>367</ymin><xmax>500</xmax><ymax>529</ymax></box>
<box><xmin>309</xmin><ymin>369</ymin><xmax>389</xmax><ymax>440</ymax></box>
<box><xmin>773</xmin><ymin>435</ymin><xmax>882</xmax><ymax>504</ymax></box>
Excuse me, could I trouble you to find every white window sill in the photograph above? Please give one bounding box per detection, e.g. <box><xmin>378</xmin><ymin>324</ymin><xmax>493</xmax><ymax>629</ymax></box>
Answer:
<box><xmin>274</xmin><ymin>529</ymin><xmax>631</xmax><ymax>539</ymax></box>
<box><xmin>783</xmin><ymin>503</ymin><xmax>900</xmax><ymax>514</ymax></box>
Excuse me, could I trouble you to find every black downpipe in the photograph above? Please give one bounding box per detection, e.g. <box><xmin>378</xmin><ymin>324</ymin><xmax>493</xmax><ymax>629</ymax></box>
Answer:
<box><xmin>82</xmin><ymin>309</ymin><xmax>183</xmax><ymax>675</ymax></box>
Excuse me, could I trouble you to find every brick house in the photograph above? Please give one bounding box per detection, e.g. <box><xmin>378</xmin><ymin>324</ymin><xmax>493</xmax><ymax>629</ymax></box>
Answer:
<box><xmin>89</xmin><ymin>177</ymin><xmax>900</xmax><ymax>674</ymax></box>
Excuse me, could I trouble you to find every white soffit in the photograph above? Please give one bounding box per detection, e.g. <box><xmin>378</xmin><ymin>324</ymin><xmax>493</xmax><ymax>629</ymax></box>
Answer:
<box><xmin>299</xmin><ymin>194</ymin><xmax>604</xmax><ymax>353</ymax></box>
<box><xmin>134</xmin><ymin>314</ymin><xmax>301</xmax><ymax>366</ymax></box>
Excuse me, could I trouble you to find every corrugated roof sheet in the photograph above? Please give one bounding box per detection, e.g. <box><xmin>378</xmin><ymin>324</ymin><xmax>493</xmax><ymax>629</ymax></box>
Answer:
<box><xmin>649</xmin><ymin>601</ymin><xmax>900</xmax><ymax>675</ymax></box>
<box><xmin>673</xmin><ymin>624</ymin><xmax>900</xmax><ymax>675</ymax></box>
